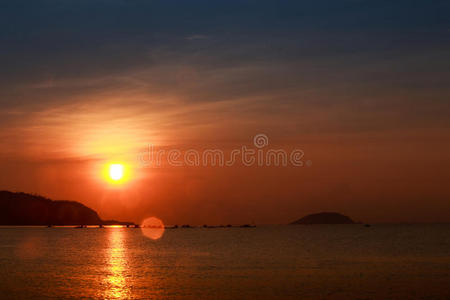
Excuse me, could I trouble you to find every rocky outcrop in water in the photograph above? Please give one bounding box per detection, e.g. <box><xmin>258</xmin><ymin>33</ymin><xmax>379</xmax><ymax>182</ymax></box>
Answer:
<box><xmin>290</xmin><ymin>212</ymin><xmax>355</xmax><ymax>225</ymax></box>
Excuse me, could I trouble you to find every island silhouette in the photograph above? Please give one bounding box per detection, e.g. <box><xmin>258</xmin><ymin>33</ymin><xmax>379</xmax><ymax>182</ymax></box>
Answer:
<box><xmin>290</xmin><ymin>212</ymin><xmax>355</xmax><ymax>225</ymax></box>
<box><xmin>0</xmin><ymin>191</ymin><xmax>134</xmax><ymax>226</ymax></box>
<box><xmin>1</xmin><ymin>191</ymin><xmax>357</xmax><ymax>227</ymax></box>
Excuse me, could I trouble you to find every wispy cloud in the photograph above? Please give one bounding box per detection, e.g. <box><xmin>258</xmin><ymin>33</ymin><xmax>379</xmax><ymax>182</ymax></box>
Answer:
<box><xmin>185</xmin><ymin>34</ymin><xmax>209</xmax><ymax>40</ymax></box>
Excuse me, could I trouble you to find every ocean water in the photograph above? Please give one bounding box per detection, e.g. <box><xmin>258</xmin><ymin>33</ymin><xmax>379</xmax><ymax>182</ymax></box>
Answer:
<box><xmin>0</xmin><ymin>225</ymin><xmax>449</xmax><ymax>299</ymax></box>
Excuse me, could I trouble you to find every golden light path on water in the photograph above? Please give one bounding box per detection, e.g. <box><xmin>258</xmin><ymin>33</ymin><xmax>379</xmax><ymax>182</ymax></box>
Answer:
<box><xmin>104</xmin><ymin>228</ymin><xmax>130</xmax><ymax>299</ymax></box>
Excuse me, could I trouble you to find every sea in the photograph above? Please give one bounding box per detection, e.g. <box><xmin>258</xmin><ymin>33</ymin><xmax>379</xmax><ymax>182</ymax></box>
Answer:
<box><xmin>0</xmin><ymin>224</ymin><xmax>449</xmax><ymax>299</ymax></box>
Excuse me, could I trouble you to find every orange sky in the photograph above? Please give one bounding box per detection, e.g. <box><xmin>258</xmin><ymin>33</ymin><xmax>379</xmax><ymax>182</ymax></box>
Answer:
<box><xmin>1</xmin><ymin>1</ymin><xmax>450</xmax><ymax>224</ymax></box>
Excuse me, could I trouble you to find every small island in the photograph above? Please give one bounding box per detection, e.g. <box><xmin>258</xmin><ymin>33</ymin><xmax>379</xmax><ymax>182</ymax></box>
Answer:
<box><xmin>290</xmin><ymin>212</ymin><xmax>355</xmax><ymax>225</ymax></box>
<box><xmin>0</xmin><ymin>191</ymin><xmax>134</xmax><ymax>226</ymax></box>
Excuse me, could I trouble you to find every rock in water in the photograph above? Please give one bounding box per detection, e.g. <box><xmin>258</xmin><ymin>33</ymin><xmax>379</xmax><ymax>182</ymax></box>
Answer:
<box><xmin>290</xmin><ymin>212</ymin><xmax>355</xmax><ymax>225</ymax></box>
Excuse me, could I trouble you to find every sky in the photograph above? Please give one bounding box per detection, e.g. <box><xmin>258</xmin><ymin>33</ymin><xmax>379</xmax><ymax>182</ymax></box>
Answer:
<box><xmin>1</xmin><ymin>0</ymin><xmax>450</xmax><ymax>224</ymax></box>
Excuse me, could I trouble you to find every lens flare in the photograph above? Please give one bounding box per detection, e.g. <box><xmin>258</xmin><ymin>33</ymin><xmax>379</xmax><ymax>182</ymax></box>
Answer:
<box><xmin>140</xmin><ymin>217</ymin><xmax>165</xmax><ymax>240</ymax></box>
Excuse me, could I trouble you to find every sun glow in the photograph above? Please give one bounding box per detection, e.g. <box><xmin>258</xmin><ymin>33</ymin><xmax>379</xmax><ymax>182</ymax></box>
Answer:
<box><xmin>109</xmin><ymin>164</ymin><xmax>124</xmax><ymax>181</ymax></box>
<box><xmin>102</xmin><ymin>162</ymin><xmax>131</xmax><ymax>185</ymax></box>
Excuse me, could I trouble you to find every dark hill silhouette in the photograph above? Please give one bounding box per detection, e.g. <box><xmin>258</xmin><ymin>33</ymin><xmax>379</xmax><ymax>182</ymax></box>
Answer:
<box><xmin>0</xmin><ymin>191</ymin><xmax>133</xmax><ymax>226</ymax></box>
<box><xmin>290</xmin><ymin>212</ymin><xmax>355</xmax><ymax>225</ymax></box>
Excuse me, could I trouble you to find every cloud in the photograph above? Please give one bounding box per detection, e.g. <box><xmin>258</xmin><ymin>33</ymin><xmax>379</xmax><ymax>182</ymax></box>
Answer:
<box><xmin>185</xmin><ymin>34</ymin><xmax>209</xmax><ymax>40</ymax></box>
<box><xmin>0</xmin><ymin>0</ymin><xmax>449</xmax><ymax>162</ymax></box>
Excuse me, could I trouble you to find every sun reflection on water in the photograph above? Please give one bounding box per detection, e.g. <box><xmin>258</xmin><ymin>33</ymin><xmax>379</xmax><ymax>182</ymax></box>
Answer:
<box><xmin>104</xmin><ymin>228</ymin><xmax>130</xmax><ymax>299</ymax></box>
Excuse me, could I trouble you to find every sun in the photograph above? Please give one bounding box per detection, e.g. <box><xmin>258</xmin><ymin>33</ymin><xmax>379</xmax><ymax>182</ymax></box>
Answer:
<box><xmin>100</xmin><ymin>162</ymin><xmax>132</xmax><ymax>185</ymax></box>
<box><xmin>109</xmin><ymin>164</ymin><xmax>124</xmax><ymax>181</ymax></box>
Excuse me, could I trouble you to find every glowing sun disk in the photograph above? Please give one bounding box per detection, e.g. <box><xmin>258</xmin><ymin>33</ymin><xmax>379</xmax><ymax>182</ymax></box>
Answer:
<box><xmin>109</xmin><ymin>164</ymin><xmax>124</xmax><ymax>181</ymax></box>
